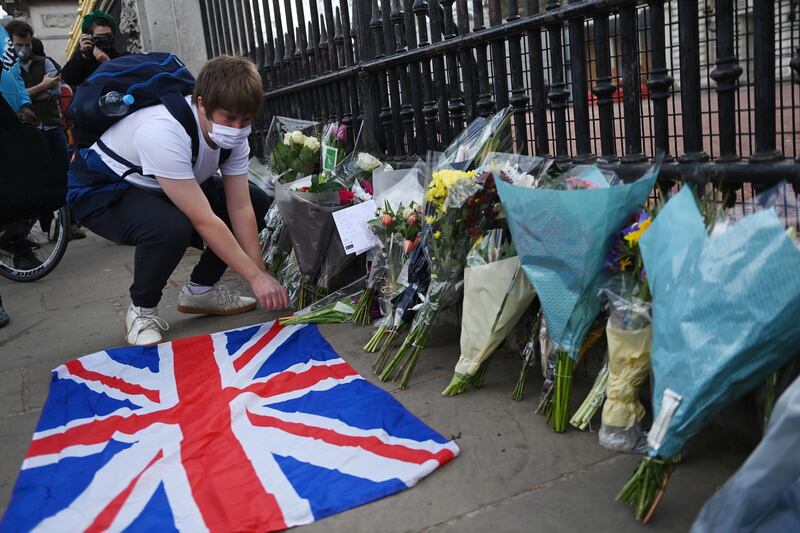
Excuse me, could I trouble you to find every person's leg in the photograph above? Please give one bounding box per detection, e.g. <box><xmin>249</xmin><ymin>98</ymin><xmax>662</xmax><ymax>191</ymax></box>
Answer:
<box><xmin>82</xmin><ymin>186</ymin><xmax>194</xmax><ymax>344</ymax></box>
<box><xmin>177</xmin><ymin>178</ymin><xmax>271</xmax><ymax>316</ymax></box>
<box><xmin>82</xmin><ymin>187</ymin><xmax>194</xmax><ymax>308</ymax></box>
<box><xmin>188</xmin><ymin>178</ymin><xmax>271</xmax><ymax>286</ymax></box>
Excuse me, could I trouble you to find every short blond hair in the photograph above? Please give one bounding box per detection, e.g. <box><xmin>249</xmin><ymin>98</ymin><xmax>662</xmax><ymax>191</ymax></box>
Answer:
<box><xmin>193</xmin><ymin>55</ymin><xmax>263</xmax><ymax>118</ymax></box>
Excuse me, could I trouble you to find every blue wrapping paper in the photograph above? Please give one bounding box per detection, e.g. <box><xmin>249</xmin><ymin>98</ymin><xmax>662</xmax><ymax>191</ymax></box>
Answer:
<box><xmin>640</xmin><ymin>186</ymin><xmax>800</xmax><ymax>458</ymax></box>
<box><xmin>497</xmin><ymin>167</ymin><xmax>657</xmax><ymax>357</ymax></box>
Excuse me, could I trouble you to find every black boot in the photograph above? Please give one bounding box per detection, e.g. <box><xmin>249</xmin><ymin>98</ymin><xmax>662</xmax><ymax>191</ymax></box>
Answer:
<box><xmin>0</xmin><ymin>296</ymin><xmax>9</xmax><ymax>328</ymax></box>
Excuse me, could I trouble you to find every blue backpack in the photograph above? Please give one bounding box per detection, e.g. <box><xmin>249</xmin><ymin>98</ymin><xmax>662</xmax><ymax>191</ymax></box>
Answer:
<box><xmin>67</xmin><ymin>52</ymin><xmax>230</xmax><ymax>168</ymax></box>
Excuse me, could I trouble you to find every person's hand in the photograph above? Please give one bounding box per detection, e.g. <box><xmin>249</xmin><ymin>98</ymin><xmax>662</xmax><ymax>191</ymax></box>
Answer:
<box><xmin>249</xmin><ymin>272</ymin><xmax>289</xmax><ymax>311</ymax></box>
<box><xmin>41</xmin><ymin>73</ymin><xmax>60</xmax><ymax>89</ymax></box>
<box><xmin>93</xmin><ymin>45</ymin><xmax>110</xmax><ymax>63</ymax></box>
<box><xmin>16</xmin><ymin>106</ymin><xmax>38</xmax><ymax>125</ymax></box>
<box><xmin>79</xmin><ymin>33</ymin><xmax>94</xmax><ymax>57</ymax></box>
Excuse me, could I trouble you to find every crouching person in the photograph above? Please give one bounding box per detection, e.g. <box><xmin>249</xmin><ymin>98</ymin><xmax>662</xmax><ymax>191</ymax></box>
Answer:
<box><xmin>67</xmin><ymin>55</ymin><xmax>287</xmax><ymax>345</ymax></box>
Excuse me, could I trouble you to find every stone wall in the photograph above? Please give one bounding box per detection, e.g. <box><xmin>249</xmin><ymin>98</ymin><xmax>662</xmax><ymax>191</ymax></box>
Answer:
<box><xmin>133</xmin><ymin>0</ymin><xmax>207</xmax><ymax>76</ymax></box>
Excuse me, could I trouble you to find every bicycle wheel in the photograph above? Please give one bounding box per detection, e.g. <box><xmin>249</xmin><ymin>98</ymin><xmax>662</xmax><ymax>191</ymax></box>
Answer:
<box><xmin>0</xmin><ymin>206</ymin><xmax>70</xmax><ymax>282</ymax></box>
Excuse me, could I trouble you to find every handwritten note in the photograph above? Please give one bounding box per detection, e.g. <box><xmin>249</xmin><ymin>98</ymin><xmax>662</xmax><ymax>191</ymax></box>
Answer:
<box><xmin>332</xmin><ymin>200</ymin><xmax>378</xmax><ymax>255</ymax></box>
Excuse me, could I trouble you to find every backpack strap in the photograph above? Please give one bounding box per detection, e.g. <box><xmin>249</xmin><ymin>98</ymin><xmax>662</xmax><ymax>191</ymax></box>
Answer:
<box><xmin>160</xmin><ymin>92</ymin><xmax>199</xmax><ymax>166</ymax></box>
<box><xmin>95</xmin><ymin>138</ymin><xmax>147</xmax><ymax>178</ymax></box>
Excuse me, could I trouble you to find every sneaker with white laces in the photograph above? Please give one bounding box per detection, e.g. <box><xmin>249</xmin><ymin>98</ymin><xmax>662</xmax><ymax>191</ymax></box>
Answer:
<box><xmin>177</xmin><ymin>284</ymin><xmax>257</xmax><ymax>316</ymax></box>
<box><xmin>125</xmin><ymin>305</ymin><xmax>169</xmax><ymax>346</ymax></box>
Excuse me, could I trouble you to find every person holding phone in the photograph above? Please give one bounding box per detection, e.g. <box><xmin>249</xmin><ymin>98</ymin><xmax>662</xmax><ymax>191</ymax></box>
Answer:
<box><xmin>6</xmin><ymin>21</ymin><xmax>71</xmax><ymax>215</ymax></box>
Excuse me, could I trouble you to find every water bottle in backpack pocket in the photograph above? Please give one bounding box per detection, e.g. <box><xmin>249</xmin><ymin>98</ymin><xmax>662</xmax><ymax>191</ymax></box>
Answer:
<box><xmin>98</xmin><ymin>91</ymin><xmax>135</xmax><ymax>117</ymax></box>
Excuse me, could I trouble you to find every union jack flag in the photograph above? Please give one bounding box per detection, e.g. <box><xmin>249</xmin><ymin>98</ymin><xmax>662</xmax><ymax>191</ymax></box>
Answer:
<box><xmin>1</xmin><ymin>322</ymin><xmax>458</xmax><ymax>532</ymax></box>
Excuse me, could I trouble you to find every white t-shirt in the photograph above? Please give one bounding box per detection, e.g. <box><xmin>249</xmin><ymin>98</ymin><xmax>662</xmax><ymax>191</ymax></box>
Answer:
<box><xmin>92</xmin><ymin>95</ymin><xmax>249</xmax><ymax>190</ymax></box>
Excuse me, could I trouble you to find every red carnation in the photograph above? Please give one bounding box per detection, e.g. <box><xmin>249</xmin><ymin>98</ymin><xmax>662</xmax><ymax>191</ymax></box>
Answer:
<box><xmin>338</xmin><ymin>189</ymin><xmax>355</xmax><ymax>205</ymax></box>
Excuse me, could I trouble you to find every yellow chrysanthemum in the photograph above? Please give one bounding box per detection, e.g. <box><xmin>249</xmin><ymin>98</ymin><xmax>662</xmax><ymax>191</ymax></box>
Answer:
<box><xmin>425</xmin><ymin>215</ymin><xmax>437</xmax><ymax>225</ymax></box>
<box><xmin>433</xmin><ymin>231</ymin><xmax>442</xmax><ymax>239</ymax></box>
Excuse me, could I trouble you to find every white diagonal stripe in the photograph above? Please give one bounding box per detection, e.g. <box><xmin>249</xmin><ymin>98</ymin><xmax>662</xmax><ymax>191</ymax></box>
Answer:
<box><xmin>228</xmin><ymin>396</ymin><xmax>313</xmax><ymax>528</ymax></box>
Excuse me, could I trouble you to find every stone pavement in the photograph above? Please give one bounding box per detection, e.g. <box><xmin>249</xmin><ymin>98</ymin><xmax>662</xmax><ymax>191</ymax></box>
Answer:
<box><xmin>0</xmin><ymin>233</ymin><xmax>753</xmax><ymax>532</ymax></box>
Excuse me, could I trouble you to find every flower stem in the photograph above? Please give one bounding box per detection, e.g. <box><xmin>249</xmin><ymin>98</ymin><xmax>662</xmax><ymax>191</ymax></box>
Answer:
<box><xmin>536</xmin><ymin>384</ymin><xmax>553</xmax><ymax>416</ymax></box>
<box><xmin>397</xmin><ymin>329</ymin><xmax>430</xmax><ymax>389</ymax></box>
<box><xmin>352</xmin><ymin>288</ymin><xmax>375</xmax><ymax>326</ymax></box>
<box><xmin>442</xmin><ymin>373</ymin><xmax>469</xmax><ymax>396</ymax></box>
<box><xmin>469</xmin><ymin>358</ymin><xmax>492</xmax><ymax>388</ymax></box>
<box><xmin>570</xmin><ymin>362</ymin><xmax>609</xmax><ymax>430</ymax></box>
<box><xmin>549</xmin><ymin>350</ymin><xmax>573</xmax><ymax>432</ymax></box>
<box><xmin>364</xmin><ymin>322</ymin><xmax>388</xmax><ymax>353</ymax></box>
<box><xmin>616</xmin><ymin>457</ymin><xmax>673</xmax><ymax>522</ymax></box>
<box><xmin>511</xmin><ymin>362</ymin><xmax>529</xmax><ymax>401</ymax></box>
<box><xmin>379</xmin><ymin>328</ymin><xmax>416</xmax><ymax>382</ymax></box>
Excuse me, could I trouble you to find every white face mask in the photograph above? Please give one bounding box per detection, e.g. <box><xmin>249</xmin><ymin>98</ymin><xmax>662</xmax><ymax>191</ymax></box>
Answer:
<box><xmin>209</xmin><ymin>121</ymin><xmax>251</xmax><ymax>149</ymax></box>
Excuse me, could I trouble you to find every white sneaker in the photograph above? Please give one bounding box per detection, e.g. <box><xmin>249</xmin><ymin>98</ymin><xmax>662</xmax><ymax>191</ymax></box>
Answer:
<box><xmin>125</xmin><ymin>305</ymin><xmax>169</xmax><ymax>346</ymax></box>
<box><xmin>177</xmin><ymin>284</ymin><xmax>257</xmax><ymax>316</ymax></box>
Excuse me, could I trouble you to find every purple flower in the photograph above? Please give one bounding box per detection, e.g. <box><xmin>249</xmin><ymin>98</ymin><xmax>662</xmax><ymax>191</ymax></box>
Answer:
<box><xmin>335</xmin><ymin>124</ymin><xmax>347</xmax><ymax>141</ymax></box>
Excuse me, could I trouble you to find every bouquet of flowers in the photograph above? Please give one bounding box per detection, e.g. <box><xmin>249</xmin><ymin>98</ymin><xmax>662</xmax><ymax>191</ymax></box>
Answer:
<box><xmin>616</xmin><ymin>185</ymin><xmax>800</xmax><ymax>522</ymax></box>
<box><xmin>592</xmin><ymin>211</ymin><xmax>655</xmax><ymax>451</ymax></box>
<box><xmin>321</xmin><ymin>122</ymin><xmax>348</xmax><ymax>173</ymax></box>
<box><xmin>497</xmin><ymin>163</ymin><xmax>659</xmax><ymax>432</ymax></box>
<box><xmin>249</xmin><ymin>116</ymin><xmax>321</xmax><ymax>196</ymax></box>
<box><xmin>442</xmin><ymin>229</ymin><xmax>535</xmax><ymax>396</ymax></box>
<box><xmin>439</xmin><ymin>107</ymin><xmax>513</xmax><ymax>171</ymax></box>
<box><xmin>276</xmin><ymin>175</ymin><xmax>356</xmax><ymax>308</ymax></box>
<box><xmin>371</xmin><ymin>238</ymin><xmax>430</xmax><ymax>371</ymax></box>
<box><xmin>357</xmin><ymin>164</ymin><xmax>427</xmax><ymax>334</ymax></box>
<box><xmin>379</xmin><ymin>167</ymin><xmax>500</xmax><ymax>388</ymax></box>
<box><xmin>353</xmin><ymin>201</ymin><xmax>422</xmax><ymax>326</ymax></box>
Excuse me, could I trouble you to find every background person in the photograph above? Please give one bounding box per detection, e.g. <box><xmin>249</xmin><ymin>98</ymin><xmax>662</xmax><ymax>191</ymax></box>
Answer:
<box><xmin>0</xmin><ymin>10</ymin><xmax>36</xmax><ymax>328</ymax></box>
<box><xmin>6</xmin><ymin>20</ymin><xmax>84</xmax><ymax>240</ymax></box>
<box><xmin>61</xmin><ymin>10</ymin><xmax>124</xmax><ymax>149</ymax></box>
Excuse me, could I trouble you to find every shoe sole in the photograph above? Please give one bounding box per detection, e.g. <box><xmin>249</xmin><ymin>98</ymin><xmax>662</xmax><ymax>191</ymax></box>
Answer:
<box><xmin>126</xmin><ymin>340</ymin><xmax>161</xmax><ymax>346</ymax></box>
<box><xmin>177</xmin><ymin>302</ymin><xmax>257</xmax><ymax>316</ymax></box>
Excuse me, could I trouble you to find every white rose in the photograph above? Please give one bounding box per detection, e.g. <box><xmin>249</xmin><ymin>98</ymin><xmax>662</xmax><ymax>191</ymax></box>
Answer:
<box><xmin>283</xmin><ymin>134</ymin><xmax>292</xmax><ymax>145</ymax></box>
<box><xmin>401</xmin><ymin>206</ymin><xmax>414</xmax><ymax>219</ymax></box>
<box><xmin>304</xmin><ymin>136</ymin><xmax>320</xmax><ymax>152</ymax></box>
<box><xmin>290</xmin><ymin>131</ymin><xmax>307</xmax><ymax>145</ymax></box>
<box><xmin>356</xmin><ymin>152</ymin><xmax>381</xmax><ymax>172</ymax></box>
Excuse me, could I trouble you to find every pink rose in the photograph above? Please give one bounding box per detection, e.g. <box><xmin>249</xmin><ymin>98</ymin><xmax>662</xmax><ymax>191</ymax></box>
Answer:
<box><xmin>335</xmin><ymin>124</ymin><xmax>347</xmax><ymax>141</ymax></box>
<box><xmin>380</xmin><ymin>214</ymin><xmax>394</xmax><ymax>227</ymax></box>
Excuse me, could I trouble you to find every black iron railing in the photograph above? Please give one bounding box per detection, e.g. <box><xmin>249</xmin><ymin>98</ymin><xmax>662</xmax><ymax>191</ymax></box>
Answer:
<box><xmin>198</xmin><ymin>0</ymin><xmax>800</xmax><ymax>190</ymax></box>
